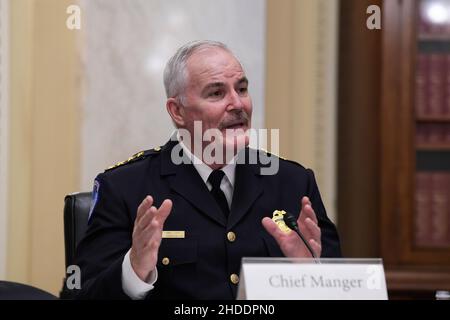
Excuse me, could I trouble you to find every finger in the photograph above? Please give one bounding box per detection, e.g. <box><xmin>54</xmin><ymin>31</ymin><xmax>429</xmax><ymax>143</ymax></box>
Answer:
<box><xmin>136</xmin><ymin>195</ymin><xmax>153</xmax><ymax>225</ymax></box>
<box><xmin>141</xmin><ymin>200</ymin><xmax>172</xmax><ymax>239</ymax></box>
<box><xmin>297</xmin><ymin>196</ymin><xmax>312</xmax><ymax>225</ymax></box>
<box><xmin>145</xmin><ymin>222</ymin><xmax>165</xmax><ymax>248</ymax></box>
<box><xmin>261</xmin><ymin>217</ymin><xmax>287</xmax><ymax>244</ymax></box>
<box><xmin>306</xmin><ymin>205</ymin><xmax>319</xmax><ymax>224</ymax></box>
<box><xmin>299</xmin><ymin>204</ymin><xmax>318</xmax><ymax>225</ymax></box>
<box><xmin>135</xmin><ymin>206</ymin><xmax>158</xmax><ymax>243</ymax></box>
<box><xmin>309</xmin><ymin>239</ymin><xmax>322</xmax><ymax>258</ymax></box>
<box><xmin>142</xmin><ymin>211</ymin><xmax>169</xmax><ymax>249</ymax></box>
<box><xmin>304</xmin><ymin>217</ymin><xmax>321</xmax><ymax>242</ymax></box>
<box><xmin>154</xmin><ymin>199</ymin><xmax>173</xmax><ymax>225</ymax></box>
<box><xmin>301</xmin><ymin>196</ymin><xmax>311</xmax><ymax>209</ymax></box>
<box><xmin>137</xmin><ymin>198</ymin><xmax>172</xmax><ymax>233</ymax></box>
<box><xmin>136</xmin><ymin>206</ymin><xmax>157</xmax><ymax>231</ymax></box>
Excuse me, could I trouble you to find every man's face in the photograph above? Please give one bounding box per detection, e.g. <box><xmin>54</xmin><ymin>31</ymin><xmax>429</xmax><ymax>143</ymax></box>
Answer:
<box><xmin>179</xmin><ymin>48</ymin><xmax>253</xmax><ymax>156</ymax></box>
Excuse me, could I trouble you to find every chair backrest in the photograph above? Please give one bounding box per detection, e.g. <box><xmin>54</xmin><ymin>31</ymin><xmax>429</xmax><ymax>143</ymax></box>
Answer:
<box><xmin>0</xmin><ymin>281</ymin><xmax>57</xmax><ymax>300</ymax></box>
<box><xmin>63</xmin><ymin>192</ymin><xmax>92</xmax><ymax>268</ymax></box>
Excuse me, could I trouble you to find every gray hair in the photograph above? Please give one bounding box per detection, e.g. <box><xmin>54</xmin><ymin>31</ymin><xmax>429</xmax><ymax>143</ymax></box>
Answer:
<box><xmin>163</xmin><ymin>40</ymin><xmax>234</xmax><ymax>102</ymax></box>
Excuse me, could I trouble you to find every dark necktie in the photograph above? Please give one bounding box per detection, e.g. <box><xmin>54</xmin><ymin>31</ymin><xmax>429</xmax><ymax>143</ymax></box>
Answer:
<box><xmin>208</xmin><ymin>170</ymin><xmax>230</xmax><ymax>218</ymax></box>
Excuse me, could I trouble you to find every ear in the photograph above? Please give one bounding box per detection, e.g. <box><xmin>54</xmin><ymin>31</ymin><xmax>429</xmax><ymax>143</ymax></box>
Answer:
<box><xmin>166</xmin><ymin>98</ymin><xmax>186</xmax><ymax>127</ymax></box>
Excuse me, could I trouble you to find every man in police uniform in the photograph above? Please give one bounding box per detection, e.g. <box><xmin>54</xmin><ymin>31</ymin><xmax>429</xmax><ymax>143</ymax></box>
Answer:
<box><xmin>72</xmin><ymin>40</ymin><xmax>341</xmax><ymax>300</ymax></box>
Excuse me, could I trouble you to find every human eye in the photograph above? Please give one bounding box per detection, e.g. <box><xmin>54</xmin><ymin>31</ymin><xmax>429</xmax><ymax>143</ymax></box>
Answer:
<box><xmin>208</xmin><ymin>90</ymin><xmax>224</xmax><ymax>99</ymax></box>
<box><xmin>237</xmin><ymin>85</ymin><xmax>248</xmax><ymax>96</ymax></box>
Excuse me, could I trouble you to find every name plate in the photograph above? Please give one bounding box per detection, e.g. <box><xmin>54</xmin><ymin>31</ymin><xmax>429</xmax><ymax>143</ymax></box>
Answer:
<box><xmin>237</xmin><ymin>258</ymin><xmax>388</xmax><ymax>300</ymax></box>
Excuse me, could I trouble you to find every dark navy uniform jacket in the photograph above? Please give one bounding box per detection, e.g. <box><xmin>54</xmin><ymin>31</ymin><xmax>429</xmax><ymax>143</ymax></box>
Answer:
<box><xmin>73</xmin><ymin>140</ymin><xmax>341</xmax><ymax>300</ymax></box>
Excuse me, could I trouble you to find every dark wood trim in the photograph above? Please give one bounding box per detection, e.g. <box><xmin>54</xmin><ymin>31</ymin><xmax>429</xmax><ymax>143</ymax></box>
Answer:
<box><xmin>418</xmin><ymin>34</ymin><xmax>450</xmax><ymax>41</ymax></box>
<box><xmin>337</xmin><ymin>0</ymin><xmax>382</xmax><ymax>258</ymax></box>
<box><xmin>416</xmin><ymin>116</ymin><xmax>450</xmax><ymax>122</ymax></box>
<box><xmin>386</xmin><ymin>267</ymin><xmax>450</xmax><ymax>292</ymax></box>
<box><xmin>416</xmin><ymin>144</ymin><xmax>450</xmax><ymax>151</ymax></box>
<box><xmin>398</xmin><ymin>0</ymin><xmax>418</xmax><ymax>265</ymax></box>
<box><xmin>380</xmin><ymin>0</ymin><xmax>404</xmax><ymax>264</ymax></box>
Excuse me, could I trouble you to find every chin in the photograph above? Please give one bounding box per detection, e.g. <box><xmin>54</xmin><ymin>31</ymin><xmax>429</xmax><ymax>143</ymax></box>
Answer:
<box><xmin>223</xmin><ymin>129</ymin><xmax>250</xmax><ymax>152</ymax></box>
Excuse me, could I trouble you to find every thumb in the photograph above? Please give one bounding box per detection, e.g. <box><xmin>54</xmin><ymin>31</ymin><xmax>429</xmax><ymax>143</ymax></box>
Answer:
<box><xmin>261</xmin><ymin>217</ymin><xmax>283</xmax><ymax>241</ymax></box>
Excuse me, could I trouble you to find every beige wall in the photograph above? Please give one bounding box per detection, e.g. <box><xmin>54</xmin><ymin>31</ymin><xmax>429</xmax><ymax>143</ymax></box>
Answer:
<box><xmin>0</xmin><ymin>0</ymin><xmax>10</xmax><ymax>279</ymax></box>
<box><xmin>266</xmin><ymin>0</ymin><xmax>338</xmax><ymax>222</ymax></box>
<box><xmin>7</xmin><ymin>0</ymin><xmax>80</xmax><ymax>294</ymax></box>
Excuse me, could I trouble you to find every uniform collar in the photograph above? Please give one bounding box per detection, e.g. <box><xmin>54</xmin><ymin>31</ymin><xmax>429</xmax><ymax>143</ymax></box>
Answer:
<box><xmin>160</xmin><ymin>136</ymin><xmax>263</xmax><ymax>229</ymax></box>
<box><xmin>177</xmin><ymin>135</ymin><xmax>236</xmax><ymax>188</ymax></box>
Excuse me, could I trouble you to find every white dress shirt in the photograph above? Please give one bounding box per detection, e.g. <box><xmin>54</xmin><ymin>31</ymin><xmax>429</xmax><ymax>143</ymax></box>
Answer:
<box><xmin>122</xmin><ymin>138</ymin><xmax>236</xmax><ymax>299</ymax></box>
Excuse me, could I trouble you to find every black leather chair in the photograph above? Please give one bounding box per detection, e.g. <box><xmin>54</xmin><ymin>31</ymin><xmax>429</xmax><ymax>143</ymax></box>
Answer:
<box><xmin>60</xmin><ymin>192</ymin><xmax>92</xmax><ymax>299</ymax></box>
<box><xmin>0</xmin><ymin>281</ymin><xmax>57</xmax><ymax>300</ymax></box>
<box><xmin>63</xmin><ymin>192</ymin><xmax>92</xmax><ymax>269</ymax></box>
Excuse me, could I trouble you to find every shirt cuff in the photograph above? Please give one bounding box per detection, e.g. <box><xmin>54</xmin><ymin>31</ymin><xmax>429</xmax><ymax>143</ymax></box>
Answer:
<box><xmin>121</xmin><ymin>249</ymin><xmax>158</xmax><ymax>300</ymax></box>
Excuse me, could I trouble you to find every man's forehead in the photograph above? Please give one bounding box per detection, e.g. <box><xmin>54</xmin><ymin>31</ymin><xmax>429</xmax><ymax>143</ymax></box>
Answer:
<box><xmin>187</xmin><ymin>48</ymin><xmax>244</xmax><ymax>79</ymax></box>
<box><xmin>188</xmin><ymin>46</ymin><xmax>235</xmax><ymax>62</ymax></box>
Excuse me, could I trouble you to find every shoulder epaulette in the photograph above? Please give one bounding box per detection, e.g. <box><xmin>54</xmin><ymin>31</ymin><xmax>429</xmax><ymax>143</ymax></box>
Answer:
<box><xmin>105</xmin><ymin>146</ymin><xmax>162</xmax><ymax>172</ymax></box>
<box><xmin>259</xmin><ymin>148</ymin><xmax>305</xmax><ymax>167</ymax></box>
<box><xmin>282</xmin><ymin>158</ymin><xmax>303</xmax><ymax>167</ymax></box>
<box><xmin>259</xmin><ymin>148</ymin><xmax>287</xmax><ymax>161</ymax></box>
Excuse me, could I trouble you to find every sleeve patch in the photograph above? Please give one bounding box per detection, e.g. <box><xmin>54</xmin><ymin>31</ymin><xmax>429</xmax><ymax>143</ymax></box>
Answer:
<box><xmin>88</xmin><ymin>179</ymin><xmax>100</xmax><ymax>223</ymax></box>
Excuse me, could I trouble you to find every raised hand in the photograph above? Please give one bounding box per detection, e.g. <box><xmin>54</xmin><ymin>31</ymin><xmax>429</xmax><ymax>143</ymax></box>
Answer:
<box><xmin>262</xmin><ymin>196</ymin><xmax>321</xmax><ymax>258</ymax></box>
<box><xmin>130</xmin><ymin>196</ymin><xmax>172</xmax><ymax>281</ymax></box>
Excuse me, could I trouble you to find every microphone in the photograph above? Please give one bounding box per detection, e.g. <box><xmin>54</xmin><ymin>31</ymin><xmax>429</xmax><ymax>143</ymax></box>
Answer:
<box><xmin>283</xmin><ymin>211</ymin><xmax>319</xmax><ymax>262</ymax></box>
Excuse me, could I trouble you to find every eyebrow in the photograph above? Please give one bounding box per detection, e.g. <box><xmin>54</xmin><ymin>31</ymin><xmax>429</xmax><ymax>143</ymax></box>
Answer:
<box><xmin>238</xmin><ymin>77</ymin><xmax>249</xmax><ymax>86</ymax></box>
<box><xmin>202</xmin><ymin>82</ymin><xmax>224</xmax><ymax>93</ymax></box>
<box><xmin>201</xmin><ymin>77</ymin><xmax>249</xmax><ymax>94</ymax></box>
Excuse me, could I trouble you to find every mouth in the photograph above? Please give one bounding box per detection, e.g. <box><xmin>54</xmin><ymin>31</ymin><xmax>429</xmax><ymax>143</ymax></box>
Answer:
<box><xmin>222</xmin><ymin>120</ymin><xmax>247</xmax><ymax>130</ymax></box>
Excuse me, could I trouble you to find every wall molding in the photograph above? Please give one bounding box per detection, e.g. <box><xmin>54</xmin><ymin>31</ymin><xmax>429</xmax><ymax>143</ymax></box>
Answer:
<box><xmin>265</xmin><ymin>0</ymin><xmax>338</xmax><ymax>222</ymax></box>
<box><xmin>0</xmin><ymin>0</ymin><xmax>9</xmax><ymax>280</ymax></box>
<box><xmin>8</xmin><ymin>0</ymin><xmax>80</xmax><ymax>294</ymax></box>
<box><xmin>313</xmin><ymin>0</ymin><xmax>338</xmax><ymax>223</ymax></box>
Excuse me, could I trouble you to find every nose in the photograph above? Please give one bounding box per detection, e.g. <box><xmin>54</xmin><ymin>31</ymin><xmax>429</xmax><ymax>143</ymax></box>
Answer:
<box><xmin>226</xmin><ymin>89</ymin><xmax>244</xmax><ymax>111</ymax></box>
